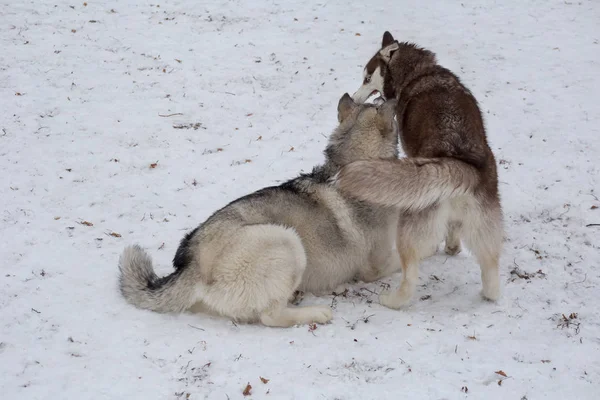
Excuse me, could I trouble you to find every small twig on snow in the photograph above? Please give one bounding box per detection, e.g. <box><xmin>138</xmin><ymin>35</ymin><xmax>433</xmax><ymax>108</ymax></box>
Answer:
<box><xmin>188</xmin><ymin>324</ymin><xmax>205</xmax><ymax>331</ymax></box>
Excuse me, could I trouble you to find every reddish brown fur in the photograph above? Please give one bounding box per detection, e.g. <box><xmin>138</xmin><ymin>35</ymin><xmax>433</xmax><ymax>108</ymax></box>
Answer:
<box><xmin>338</xmin><ymin>32</ymin><xmax>504</xmax><ymax>307</ymax></box>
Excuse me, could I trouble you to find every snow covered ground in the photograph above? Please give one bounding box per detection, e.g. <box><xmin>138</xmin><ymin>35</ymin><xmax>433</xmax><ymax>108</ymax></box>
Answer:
<box><xmin>1</xmin><ymin>0</ymin><xmax>599</xmax><ymax>398</ymax></box>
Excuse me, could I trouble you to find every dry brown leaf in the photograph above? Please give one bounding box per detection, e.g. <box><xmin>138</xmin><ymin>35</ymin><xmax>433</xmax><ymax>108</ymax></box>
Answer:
<box><xmin>242</xmin><ymin>383</ymin><xmax>252</xmax><ymax>396</ymax></box>
<box><xmin>175</xmin><ymin>59</ymin><xmax>182</xmax><ymax>63</ymax></box>
<box><xmin>150</xmin><ymin>161</ymin><xmax>158</xmax><ymax>168</ymax></box>
<box><xmin>289</xmin><ymin>146</ymin><xmax>294</xmax><ymax>152</ymax></box>
<box><xmin>256</xmin><ymin>135</ymin><xmax>262</xmax><ymax>141</ymax></box>
<box><xmin>83</xmin><ymin>2</ymin><xmax>88</xmax><ymax>6</ymax></box>
<box><xmin>81</xmin><ymin>221</ymin><xmax>93</xmax><ymax>226</ymax></box>
<box><xmin>498</xmin><ymin>379</ymin><xmax>502</xmax><ymax>386</ymax></box>
<box><xmin>216</xmin><ymin>148</ymin><xmax>223</xmax><ymax>152</ymax></box>
<box><xmin>355</xmin><ymin>33</ymin><xmax>361</xmax><ymax>36</ymax></box>
<box><xmin>592</xmin><ymin>205</ymin><xmax>598</xmax><ymax>210</ymax></box>
<box><xmin>541</xmin><ymin>359</ymin><xmax>551</xmax><ymax>363</ymax></box>
<box><xmin>260</xmin><ymin>377</ymin><xmax>269</xmax><ymax>384</ymax></box>
<box><xmin>162</xmin><ymin>68</ymin><xmax>166</xmax><ymax>73</ymax></box>
<box><xmin>308</xmin><ymin>323</ymin><xmax>317</xmax><ymax>332</ymax></box>
<box><xmin>109</xmin><ymin>232</ymin><xmax>122</xmax><ymax>238</ymax></box>
<box><xmin>495</xmin><ymin>370</ymin><xmax>507</xmax><ymax>377</ymax></box>
<box><xmin>244</xmin><ymin>159</ymin><xmax>252</xmax><ymax>163</ymax></box>
<box><xmin>54</xmin><ymin>217</ymin><xmax>61</xmax><ymax>220</ymax></box>
<box><xmin>467</xmin><ymin>335</ymin><xmax>477</xmax><ymax>340</ymax></box>
<box><xmin>15</xmin><ymin>92</ymin><xmax>23</xmax><ymax>96</ymax></box>
<box><xmin>71</xmin><ymin>29</ymin><xmax>77</xmax><ymax>33</ymax></box>
<box><xmin>246</xmin><ymin>113</ymin><xmax>253</xmax><ymax>117</ymax></box>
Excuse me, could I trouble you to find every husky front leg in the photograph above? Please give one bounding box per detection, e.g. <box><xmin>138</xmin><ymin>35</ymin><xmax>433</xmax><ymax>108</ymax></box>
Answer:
<box><xmin>379</xmin><ymin>248</ymin><xmax>420</xmax><ymax>309</ymax></box>
<box><xmin>360</xmin><ymin>242</ymin><xmax>400</xmax><ymax>283</ymax></box>
<box><xmin>380</xmin><ymin>207</ymin><xmax>447</xmax><ymax>309</ymax></box>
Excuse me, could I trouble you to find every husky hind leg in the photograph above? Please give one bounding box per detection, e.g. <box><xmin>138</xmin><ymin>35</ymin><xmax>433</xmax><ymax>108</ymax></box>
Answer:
<box><xmin>260</xmin><ymin>303</ymin><xmax>332</xmax><ymax>328</ymax></box>
<box><xmin>201</xmin><ymin>224</ymin><xmax>332</xmax><ymax>326</ymax></box>
<box><xmin>462</xmin><ymin>203</ymin><xmax>503</xmax><ymax>301</ymax></box>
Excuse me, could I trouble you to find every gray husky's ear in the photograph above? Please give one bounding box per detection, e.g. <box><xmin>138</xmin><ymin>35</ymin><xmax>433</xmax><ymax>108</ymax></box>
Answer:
<box><xmin>382</xmin><ymin>31</ymin><xmax>395</xmax><ymax>48</ymax></box>
<box><xmin>380</xmin><ymin>42</ymin><xmax>399</xmax><ymax>63</ymax></box>
<box><xmin>377</xmin><ymin>99</ymin><xmax>398</xmax><ymax>132</ymax></box>
<box><xmin>337</xmin><ymin>93</ymin><xmax>357</xmax><ymax>122</ymax></box>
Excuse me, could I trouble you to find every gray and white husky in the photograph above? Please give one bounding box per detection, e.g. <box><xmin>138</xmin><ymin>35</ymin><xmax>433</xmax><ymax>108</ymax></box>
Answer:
<box><xmin>119</xmin><ymin>94</ymin><xmax>400</xmax><ymax>327</ymax></box>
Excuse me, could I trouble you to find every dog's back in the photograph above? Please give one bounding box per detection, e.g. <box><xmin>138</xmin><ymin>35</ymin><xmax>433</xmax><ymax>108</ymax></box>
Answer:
<box><xmin>397</xmin><ymin>64</ymin><xmax>498</xmax><ymax>199</ymax></box>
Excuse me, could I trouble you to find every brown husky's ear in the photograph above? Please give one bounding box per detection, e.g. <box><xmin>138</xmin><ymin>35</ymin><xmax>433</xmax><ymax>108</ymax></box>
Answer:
<box><xmin>377</xmin><ymin>99</ymin><xmax>398</xmax><ymax>133</ymax></box>
<box><xmin>380</xmin><ymin>42</ymin><xmax>399</xmax><ymax>63</ymax></box>
<box><xmin>382</xmin><ymin>31</ymin><xmax>395</xmax><ymax>48</ymax></box>
<box><xmin>337</xmin><ymin>93</ymin><xmax>357</xmax><ymax>122</ymax></box>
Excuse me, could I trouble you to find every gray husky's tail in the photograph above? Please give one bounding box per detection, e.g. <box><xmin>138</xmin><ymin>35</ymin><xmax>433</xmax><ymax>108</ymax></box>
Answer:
<box><xmin>118</xmin><ymin>245</ymin><xmax>197</xmax><ymax>313</ymax></box>
<box><xmin>336</xmin><ymin>157</ymin><xmax>480</xmax><ymax>212</ymax></box>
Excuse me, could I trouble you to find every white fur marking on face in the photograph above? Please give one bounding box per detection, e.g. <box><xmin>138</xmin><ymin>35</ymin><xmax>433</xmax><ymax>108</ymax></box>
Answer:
<box><xmin>352</xmin><ymin>66</ymin><xmax>384</xmax><ymax>103</ymax></box>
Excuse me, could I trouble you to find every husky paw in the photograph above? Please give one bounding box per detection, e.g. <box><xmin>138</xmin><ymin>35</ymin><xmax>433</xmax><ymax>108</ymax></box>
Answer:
<box><xmin>379</xmin><ymin>289</ymin><xmax>412</xmax><ymax>310</ymax></box>
<box><xmin>481</xmin><ymin>286</ymin><xmax>500</xmax><ymax>302</ymax></box>
<box><xmin>311</xmin><ymin>306</ymin><xmax>333</xmax><ymax>324</ymax></box>
<box><xmin>481</xmin><ymin>272</ymin><xmax>500</xmax><ymax>302</ymax></box>
<box><xmin>444</xmin><ymin>244</ymin><xmax>462</xmax><ymax>256</ymax></box>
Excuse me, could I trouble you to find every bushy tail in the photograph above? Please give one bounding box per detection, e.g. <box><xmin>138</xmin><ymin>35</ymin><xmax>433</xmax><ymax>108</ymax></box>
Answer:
<box><xmin>336</xmin><ymin>157</ymin><xmax>480</xmax><ymax>211</ymax></box>
<box><xmin>118</xmin><ymin>245</ymin><xmax>197</xmax><ymax>313</ymax></box>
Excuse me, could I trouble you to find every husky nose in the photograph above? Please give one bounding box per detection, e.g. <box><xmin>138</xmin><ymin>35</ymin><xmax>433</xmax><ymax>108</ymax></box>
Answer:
<box><xmin>351</xmin><ymin>89</ymin><xmax>370</xmax><ymax>103</ymax></box>
<box><xmin>352</xmin><ymin>88</ymin><xmax>382</xmax><ymax>104</ymax></box>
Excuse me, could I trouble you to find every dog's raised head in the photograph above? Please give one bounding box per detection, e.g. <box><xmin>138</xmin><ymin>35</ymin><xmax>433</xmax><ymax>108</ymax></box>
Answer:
<box><xmin>352</xmin><ymin>31</ymin><xmax>436</xmax><ymax>103</ymax></box>
<box><xmin>325</xmin><ymin>93</ymin><xmax>398</xmax><ymax>166</ymax></box>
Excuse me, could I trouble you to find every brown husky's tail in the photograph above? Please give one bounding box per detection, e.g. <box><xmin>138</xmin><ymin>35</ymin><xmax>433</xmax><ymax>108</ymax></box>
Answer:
<box><xmin>335</xmin><ymin>157</ymin><xmax>479</xmax><ymax>211</ymax></box>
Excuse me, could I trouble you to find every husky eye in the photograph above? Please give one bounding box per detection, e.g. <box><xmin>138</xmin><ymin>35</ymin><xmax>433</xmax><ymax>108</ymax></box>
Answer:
<box><xmin>364</xmin><ymin>75</ymin><xmax>371</xmax><ymax>84</ymax></box>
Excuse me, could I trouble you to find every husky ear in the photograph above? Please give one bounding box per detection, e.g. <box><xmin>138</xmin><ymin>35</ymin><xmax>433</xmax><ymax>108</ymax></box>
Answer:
<box><xmin>377</xmin><ymin>99</ymin><xmax>398</xmax><ymax>132</ymax></box>
<box><xmin>382</xmin><ymin>31</ymin><xmax>395</xmax><ymax>48</ymax></box>
<box><xmin>380</xmin><ymin>42</ymin><xmax>399</xmax><ymax>63</ymax></box>
<box><xmin>337</xmin><ymin>93</ymin><xmax>357</xmax><ymax>122</ymax></box>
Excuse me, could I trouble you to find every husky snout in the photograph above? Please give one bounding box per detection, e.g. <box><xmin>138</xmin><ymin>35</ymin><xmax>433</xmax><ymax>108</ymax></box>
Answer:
<box><xmin>352</xmin><ymin>87</ymin><xmax>381</xmax><ymax>103</ymax></box>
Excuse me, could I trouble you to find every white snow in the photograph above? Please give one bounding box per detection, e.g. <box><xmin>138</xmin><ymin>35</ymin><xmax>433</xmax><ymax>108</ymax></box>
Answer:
<box><xmin>1</xmin><ymin>0</ymin><xmax>599</xmax><ymax>399</ymax></box>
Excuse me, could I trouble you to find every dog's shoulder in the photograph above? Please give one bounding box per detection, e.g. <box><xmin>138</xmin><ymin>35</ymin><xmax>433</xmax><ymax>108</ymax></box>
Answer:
<box><xmin>278</xmin><ymin>165</ymin><xmax>332</xmax><ymax>194</ymax></box>
<box><xmin>402</xmin><ymin>66</ymin><xmax>465</xmax><ymax>99</ymax></box>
